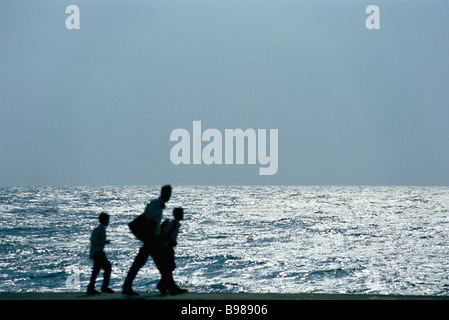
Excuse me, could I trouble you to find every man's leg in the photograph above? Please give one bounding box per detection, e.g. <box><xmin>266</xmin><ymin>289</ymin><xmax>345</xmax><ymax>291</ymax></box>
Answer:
<box><xmin>123</xmin><ymin>245</ymin><xmax>151</xmax><ymax>294</ymax></box>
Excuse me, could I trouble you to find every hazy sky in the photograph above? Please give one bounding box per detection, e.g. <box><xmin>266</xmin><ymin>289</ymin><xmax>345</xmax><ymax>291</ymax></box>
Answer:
<box><xmin>1</xmin><ymin>1</ymin><xmax>449</xmax><ymax>186</ymax></box>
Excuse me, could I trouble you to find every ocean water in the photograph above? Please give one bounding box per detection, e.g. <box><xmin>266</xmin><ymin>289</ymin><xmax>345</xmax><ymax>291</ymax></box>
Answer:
<box><xmin>1</xmin><ymin>185</ymin><xmax>449</xmax><ymax>295</ymax></box>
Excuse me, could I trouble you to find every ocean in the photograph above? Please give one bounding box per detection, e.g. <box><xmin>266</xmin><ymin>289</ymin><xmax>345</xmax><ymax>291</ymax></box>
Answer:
<box><xmin>1</xmin><ymin>185</ymin><xmax>449</xmax><ymax>295</ymax></box>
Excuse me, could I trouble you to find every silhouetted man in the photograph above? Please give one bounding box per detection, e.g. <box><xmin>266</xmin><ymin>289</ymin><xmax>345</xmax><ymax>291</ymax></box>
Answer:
<box><xmin>122</xmin><ymin>185</ymin><xmax>172</xmax><ymax>296</ymax></box>
<box><xmin>87</xmin><ymin>212</ymin><xmax>114</xmax><ymax>295</ymax></box>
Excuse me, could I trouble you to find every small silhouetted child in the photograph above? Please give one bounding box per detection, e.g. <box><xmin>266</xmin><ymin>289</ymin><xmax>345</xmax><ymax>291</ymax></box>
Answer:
<box><xmin>157</xmin><ymin>207</ymin><xmax>188</xmax><ymax>295</ymax></box>
<box><xmin>87</xmin><ymin>212</ymin><xmax>114</xmax><ymax>295</ymax></box>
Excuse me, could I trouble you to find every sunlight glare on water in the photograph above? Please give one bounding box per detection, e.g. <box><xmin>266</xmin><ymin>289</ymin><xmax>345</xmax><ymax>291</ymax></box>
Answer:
<box><xmin>1</xmin><ymin>185</ymin><xmax>449</xmax><ymax>295</ymax></box>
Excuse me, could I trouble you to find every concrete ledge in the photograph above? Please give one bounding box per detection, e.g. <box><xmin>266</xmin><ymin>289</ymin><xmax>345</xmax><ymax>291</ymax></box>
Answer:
<box><xmin>1</xmin><ymin>292</ymin><xmax>448</xmax><ymax>300</ymax></box>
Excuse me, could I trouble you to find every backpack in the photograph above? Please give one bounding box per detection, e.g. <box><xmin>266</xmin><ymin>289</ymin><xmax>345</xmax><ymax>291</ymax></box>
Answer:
<box><xmin>128</xmin><ymin>214</ymin><xmax>157</xmax><ymax>243</ymax></box>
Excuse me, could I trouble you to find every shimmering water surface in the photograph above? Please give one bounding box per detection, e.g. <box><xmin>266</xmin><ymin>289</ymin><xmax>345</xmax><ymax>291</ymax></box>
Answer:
<box><xmin>1</xmin><ymin>186</ymin><xmax>449</xmax><ymax>295</ymax></box>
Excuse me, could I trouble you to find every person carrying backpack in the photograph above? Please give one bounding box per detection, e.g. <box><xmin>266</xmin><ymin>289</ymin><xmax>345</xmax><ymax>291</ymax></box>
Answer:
<box><xmin>122</xmin><ymin>185</ymin><xmax>172</xmax><ymax>296</ymax></box>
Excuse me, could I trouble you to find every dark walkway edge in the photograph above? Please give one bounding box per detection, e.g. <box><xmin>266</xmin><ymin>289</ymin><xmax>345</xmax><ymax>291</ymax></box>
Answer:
<box><xmin>1</xmin><ymin>292</ymin><xmax>449</xmax><ymax>300</ymax></box>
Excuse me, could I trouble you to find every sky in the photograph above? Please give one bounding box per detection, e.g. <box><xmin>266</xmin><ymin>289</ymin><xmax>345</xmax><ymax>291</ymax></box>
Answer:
<box><xmin>1</xmin><ymin>0</ymin><xmax>449</xmax><ymax>186</ymax></box>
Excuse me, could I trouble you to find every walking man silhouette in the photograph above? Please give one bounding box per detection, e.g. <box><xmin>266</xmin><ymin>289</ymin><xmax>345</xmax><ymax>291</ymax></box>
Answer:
<box><xmin>87</xmin><ymin>212</ymin><xmax>114</xmax><ymax>295</ymax></box>
<box><xmin>122</xmin><ymin>185</ymin><xmax>172</xmax><ymax>296</ymax></box>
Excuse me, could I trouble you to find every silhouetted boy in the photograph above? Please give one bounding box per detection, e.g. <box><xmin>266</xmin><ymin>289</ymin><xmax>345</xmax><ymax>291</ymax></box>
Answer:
<box><xmin>87</xmin><ymin>212</ymin><xmax>114</xmax><ymax>295</ymax></box>
<box><xmin>157</xmin><ymin>207</ymin><xmax>188</xmax><ymax>295</ymax></box>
